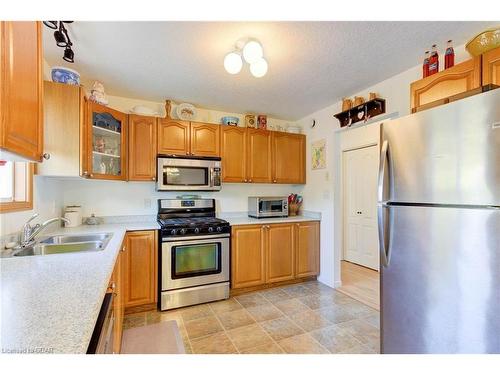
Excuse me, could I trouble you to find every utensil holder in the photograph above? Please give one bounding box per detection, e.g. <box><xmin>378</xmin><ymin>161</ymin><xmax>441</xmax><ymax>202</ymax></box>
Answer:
<box><xmin>288</xmin><ymin>203</ymin><xmax>300</xmax><ymax>216</ymax></box>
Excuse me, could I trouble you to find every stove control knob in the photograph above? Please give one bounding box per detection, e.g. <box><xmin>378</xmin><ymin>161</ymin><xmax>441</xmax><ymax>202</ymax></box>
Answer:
<box><xmin>216</xmin><ymin>226</ymin><xmax>222</xmax><ymax>232</ymax></box>
<box><xmin>208</xmin><ymin>227</ymin><xmax>214</xmax><ymax>233</ymax></box>
<box><xmin>179</xmin><ymin>228</ymin><xmax>187</xmax><ymax>235</ymax></box>
<box><xmin>170</xmin><ymin>229</ymin><xmax>177</xmax><ymax>236</ymax></box>
<box><xmin>194</xmin><ymin>228</ymin><xmax>200</xmax><ymax>234</ymax></box>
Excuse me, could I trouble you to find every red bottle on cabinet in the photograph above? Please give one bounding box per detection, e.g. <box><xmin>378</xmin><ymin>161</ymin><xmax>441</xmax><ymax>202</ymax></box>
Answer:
<box><xmin>445</xmin><ymin>40</ymin><xmax>455</xmax><ymax>69</ymax></box>
<box><xmin>428</xmin><ymin>44</ymin><xmax>439</xmax><ymax>76</ymax></box>
<box><xmin>423</xmin><ymin>51</ymin><xmax>430</xmax><ymax>78</ymax></box>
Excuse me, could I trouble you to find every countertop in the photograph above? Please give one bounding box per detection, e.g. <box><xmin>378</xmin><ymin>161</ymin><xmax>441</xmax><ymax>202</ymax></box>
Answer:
<box><xmin>0</xmin><ymin>221</ymin><xmax>159</xmax><ymax>354</ymax></box>
<box><xmin>219</xmin><ymin>212</ymin><xmax>321</xmax><ymax>226</ymax></box>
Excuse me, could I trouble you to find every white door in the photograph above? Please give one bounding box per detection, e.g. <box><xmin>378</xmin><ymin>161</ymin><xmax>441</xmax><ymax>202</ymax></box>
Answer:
<box><xmin>343</xmin><ymin>145</ymin><xmax>379</xmax><ymax>270</ymax></box>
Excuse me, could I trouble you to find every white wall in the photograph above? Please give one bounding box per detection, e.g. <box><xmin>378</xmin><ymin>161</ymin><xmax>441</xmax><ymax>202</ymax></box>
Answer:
<box><xmin>298</xmin><ymin>44</ymin><xmax>471</xmax><ymax>288</ymax></box>
<box><xmin>0</xmin><ymin>176</ymin><xmax>64</xmax><ymax>239</ymax></box>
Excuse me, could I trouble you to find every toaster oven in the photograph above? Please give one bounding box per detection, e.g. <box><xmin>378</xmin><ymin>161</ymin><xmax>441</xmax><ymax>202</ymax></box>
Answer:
<box><xmin>248</xmin><ymin>196</ymin><xmax>288</xmax><ymax>218</ymax></box>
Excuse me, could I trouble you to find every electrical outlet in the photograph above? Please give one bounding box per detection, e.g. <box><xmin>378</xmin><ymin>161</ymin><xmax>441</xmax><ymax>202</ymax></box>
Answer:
<box><xmin>144</xmin><ymin>198</ymin><xmax>151</xmax><ymax>208</ymax></box>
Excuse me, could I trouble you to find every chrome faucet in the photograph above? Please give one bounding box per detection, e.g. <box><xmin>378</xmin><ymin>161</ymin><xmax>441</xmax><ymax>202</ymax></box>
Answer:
<box><xmin>18</xmin><ymin>214</ymin><xmax>70</xmax><ymax>248</ymax></box>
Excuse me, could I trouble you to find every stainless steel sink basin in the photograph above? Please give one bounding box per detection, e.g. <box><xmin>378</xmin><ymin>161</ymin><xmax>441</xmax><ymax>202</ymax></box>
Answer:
<box><xmin>40</xmin><ymin>233</ymin><xmax>112</xmax><ymax>244</ymax></box>
<box><xmin>11</xmin><ymin>233</ymin><xmax>113</xmax><ymax>257</ymax></box>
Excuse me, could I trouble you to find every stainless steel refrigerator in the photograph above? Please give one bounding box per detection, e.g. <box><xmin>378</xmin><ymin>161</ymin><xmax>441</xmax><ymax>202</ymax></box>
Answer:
<box><xmin>378</xmin><ymin>88</ymin><xmax>500</xmax><ymax>354</ymax></box>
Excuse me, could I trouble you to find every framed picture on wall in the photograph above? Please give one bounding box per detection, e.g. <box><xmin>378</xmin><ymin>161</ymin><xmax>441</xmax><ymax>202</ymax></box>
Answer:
<box><xmin>311</xmin><ymin>139</ymin><xmax>326</xmax><ymax>169</ymax></box>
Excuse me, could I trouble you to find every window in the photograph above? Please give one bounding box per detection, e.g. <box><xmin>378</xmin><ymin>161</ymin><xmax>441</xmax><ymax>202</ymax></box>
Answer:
<box><xmin>0</xmin><ymin>161</ymin><xmax>33</xmax><ymax>212</ymax></box>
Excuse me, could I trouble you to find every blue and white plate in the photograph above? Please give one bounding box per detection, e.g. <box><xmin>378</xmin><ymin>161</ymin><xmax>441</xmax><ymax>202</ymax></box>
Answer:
<box><xmin>51</xmin><ymin>66</ymin><xmax>80</xmax><ymax>85</ymax></box>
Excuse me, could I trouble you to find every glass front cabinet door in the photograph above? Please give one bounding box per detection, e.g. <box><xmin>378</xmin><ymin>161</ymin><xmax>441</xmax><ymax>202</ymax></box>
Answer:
<box><xmin>84</xmin><ymin>102</ymin><xmax>128</xmax><ymax>180</ymax></box>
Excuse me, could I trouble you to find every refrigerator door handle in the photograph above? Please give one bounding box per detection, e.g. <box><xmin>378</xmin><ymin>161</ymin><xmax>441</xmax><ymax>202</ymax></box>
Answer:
<box><xmin>378</xmin><ymin>140</ymin><xmax>389</xmax><ymax>203</ymax></box>
<box><xmin>378</xmin><ymin>139</ymin><xmax>392</xmax><ymax>267</ymax></box>
<box><xmin>377</xmin><ymin>203</ymin><xmax>392</xmax><ymax>267</ymax></box>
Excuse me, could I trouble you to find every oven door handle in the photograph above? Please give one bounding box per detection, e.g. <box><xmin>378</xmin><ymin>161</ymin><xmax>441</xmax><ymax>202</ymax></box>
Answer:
<box><xmin>162</xmin><ymin>233</ymin><xmax>230</xmax><ymax>243</ymax></box>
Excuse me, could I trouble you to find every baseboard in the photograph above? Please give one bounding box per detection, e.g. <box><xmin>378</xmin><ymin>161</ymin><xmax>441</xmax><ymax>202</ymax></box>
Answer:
<box><xmin>333</xmin><ymin>280</ymin><xmax>342</xmax><ymax>288</ymax></box>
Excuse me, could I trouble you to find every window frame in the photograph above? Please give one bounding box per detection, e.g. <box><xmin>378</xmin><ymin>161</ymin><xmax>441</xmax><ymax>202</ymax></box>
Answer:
<box><xmin>0</xmin><ymin>162</ymin><xmax>34</xmax><ymax>213</ymax></box>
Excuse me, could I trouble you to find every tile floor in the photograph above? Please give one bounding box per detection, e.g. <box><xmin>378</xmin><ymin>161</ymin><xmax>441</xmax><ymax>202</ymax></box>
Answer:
<box><xmin>123</xmin><ymin>281</ymin><xmax>380</xmax><ymax>354</ymax></box>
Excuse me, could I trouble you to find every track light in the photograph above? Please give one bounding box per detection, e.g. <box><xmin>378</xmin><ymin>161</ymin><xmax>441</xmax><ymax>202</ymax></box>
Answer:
<box><xmin>63</xmin><ymin>46</ymin><xmax>74</xmax><ymax>63</ymax></box>
<box><xmin>43</xmin><ymin>21</ymin><xmax>58</xmax><ymax>29</ymax></box>
<box><xmin>44</xmin><ymin>21</ymin><xmax>75</xmax><ymax>63</ymax></box>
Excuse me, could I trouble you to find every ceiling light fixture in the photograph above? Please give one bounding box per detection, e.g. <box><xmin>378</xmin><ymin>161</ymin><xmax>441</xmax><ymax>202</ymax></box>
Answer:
<box><xmin>242</xmin><ymin>40</ymin><xmax>263</xmax><ymax>64</ymax></box>
<box><xmin>223</xmin><ymin>51</ymin><xmax>243</xmax><ymax>74</ymax></box>
<box><xmin>43</xmin><ymin>21</ymin><xmax>75</xmax><ymax>63</ymax></box>
<box><xmin>224</xmin><ymin>38</ymin><xmax>267</xmax><ymax>78</ymax></box>
<box><xmin>250</xmin><ymin>57</ymin><xmax>268</xmax><ymax>78</ymax></box>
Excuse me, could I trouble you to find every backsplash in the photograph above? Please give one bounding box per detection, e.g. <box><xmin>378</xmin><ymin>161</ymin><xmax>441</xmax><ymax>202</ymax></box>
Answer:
<box><xmin>60</xmin><ymin>178</ymin><xmax>305</xmax><ymax>217</ymax></box>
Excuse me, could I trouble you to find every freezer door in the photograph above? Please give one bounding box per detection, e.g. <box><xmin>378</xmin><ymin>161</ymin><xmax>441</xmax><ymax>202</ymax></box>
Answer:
<box><xmin>382</xmin><ymin>89</ymin><xmax>500</xmax><ymax>206</ymax></box>
<box><xmin>381</xmin><ymin>205</ymin><xmax>500</xmax><ymax>353</ymax></box>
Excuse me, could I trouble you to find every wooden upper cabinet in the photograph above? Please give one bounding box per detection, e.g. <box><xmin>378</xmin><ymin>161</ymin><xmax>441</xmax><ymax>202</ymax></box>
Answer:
<box><xmin>123</xmin><ymin>230</ymin><xmax>157</xmax><ymax>308</ymax></box>
<box><xmin>157</xmin><ymin>119</ymin><xmax>190</xmax><ymax>155</ymax></box>
<box><xmin>266</xmin><ymin>224</ymin><xmax>295</xmax><ymax>283</ymax></box>
<box><xmin>85</xmin><ymin>102</ymin><xmax>128</xmax><ymax>180</ymax></box>
<box><xmin>231</xmin><ymin>225</ymin><xmax>266</xmax><ymax>289</ymax></box>
<box><xmin>272</xmin><ymin>132</ymin><xmax>305</xmax><ymax>184</ymax></box>
<box><xmin>247</xmin><ymin>129</ymin><xmax>272</xmax><ymax>183</ymax></box>
<box><xmin>221</xmin><ymin>126</ymin><xmax>247</xmax><ymax>182</ymax></box>
<box><xmin>410</xmin><ymin>56</ymin><xmax>481</xmax><ymax>112</ymax></box>
<box><xmin>0</xmin><ymin>21</ymin><xmax>43</xmax><ymax>161</ymax></box>
<box><xmin>38</xmin><ymin>81</ymin><xmax>83</xmax><ymax>177</ymax></box>
<box><xmin>190</xmin><ymin>122</ymin><xmax>220</xmax><ymax>157</ymax></box>
<box><xmin>295</xmin><ymin>221</ymin><xmax>320</xmax><ymax>278</ymax></box>
<box><xmin>482</xmin><ymin>47</ymin><xmax>500</xmax><ymax>86</ymax></box>
<box><xmin>129</xmin><ymin>115</ymin><xmax>157</xmax><ymax>181</ymax></box>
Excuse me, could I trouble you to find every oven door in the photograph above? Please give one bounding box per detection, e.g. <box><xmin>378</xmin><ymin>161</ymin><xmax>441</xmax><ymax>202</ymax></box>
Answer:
<box><xmin>157</xmin><ymin>157</ymin><xmax>221</xmax><ymax>191</ymax></box>
<box><xmin>162</xmin><ymin>234</ymin><xmax>230</xmax><ymax>291</ymax></box>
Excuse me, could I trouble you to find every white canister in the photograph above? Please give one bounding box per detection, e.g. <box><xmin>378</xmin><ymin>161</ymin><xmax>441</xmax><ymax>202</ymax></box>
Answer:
<box><xmin>64</xmin><ymin>211</ymin><xmax>81</xmax><ymax>227</ymax></box>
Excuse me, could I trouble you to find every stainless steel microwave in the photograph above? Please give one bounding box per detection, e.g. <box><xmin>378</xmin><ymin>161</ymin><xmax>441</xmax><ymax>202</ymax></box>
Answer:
<box><xmin>157</xmin><ymin>156</ymin><xmax>222</xmax><ymax>191</ymax></box>
<box><xmin>248</xmin><ymin>196</ymin><xmax>288</xmax><ymax>218</ymax></box>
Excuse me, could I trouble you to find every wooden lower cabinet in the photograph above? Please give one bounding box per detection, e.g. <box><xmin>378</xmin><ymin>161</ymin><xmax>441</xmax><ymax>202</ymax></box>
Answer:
<box><xmin>231</xmin><ymin>225</ymin><xmax>266</xmax><ymax>289</ymax></box>
<box><xmin>231</xmin><ymin>221</ymin><xmax>320</xmax><ymax>290</ymax></box>
<box><xmin>122</xmin><ymin>230</ymin><xmax>158</xmax><ymax>308</ymax></box>
<box><xmin>109</xmin><ymin>245</ymin><xmax>124</xmax><ymax>354</ymax></box>
<box><xmin>295</xmin><ymin>221</ymin><xmax>320</xmax><ymax>277</ymax></box>
<box><xmin>266</xmin><ymin>224</ymin><xmax>295</xmax><ymax>283</ymax></box>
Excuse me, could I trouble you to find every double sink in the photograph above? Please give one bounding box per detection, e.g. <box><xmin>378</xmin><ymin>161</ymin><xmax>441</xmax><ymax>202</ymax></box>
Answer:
<box><xmin>8</xmin><ymin>233</ymin><xmax>112</xmax><ymax>257</ymax></box>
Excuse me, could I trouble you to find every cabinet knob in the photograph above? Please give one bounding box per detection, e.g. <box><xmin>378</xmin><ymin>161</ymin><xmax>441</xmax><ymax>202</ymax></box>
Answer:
<box><xmin>42</xmin><ymin>153</ymin><xmax>51</xmax><ymax>160</ymax></box>
<box><xmin>121</xmin><ymin>246</ymin><xmax>125</xmax><ymax>252</ymax></box>
<box><xmin>110</xmin><ymin>282</ymin><xmax>116</xmax><ymax>290</ymax></box>
<box><xmin>273</xmin><ymin>179</ymin><xmax>277</xmax><ymax>183</ymax></box>
<box><xmin>248</xmin><ymin>179</ymin><xmax>253</xmax><ymax>183</ymax></box>
<box><xmin>244</xmin><ymin>179</ymin><xmax>248</xmax><ymax>183</ymax></box>
<box><xmin>151</xmin><ymin>177</ymin><xmax>156</xmax><ymax>181</ymax></box>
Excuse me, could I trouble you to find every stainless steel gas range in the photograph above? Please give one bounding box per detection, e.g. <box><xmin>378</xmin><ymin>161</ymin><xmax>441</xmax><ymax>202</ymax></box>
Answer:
<box><xmin>157</xmin><ymin>199</ymin><xmax>231</xmax><ymax>310</ymax></box>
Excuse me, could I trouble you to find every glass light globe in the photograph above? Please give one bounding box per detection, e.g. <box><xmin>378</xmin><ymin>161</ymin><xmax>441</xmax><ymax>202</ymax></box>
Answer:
<box><xmin>250</xmin><ymin>58</ymin><xmax>268</xmax><ymax>78</ymax></box>
<box><xmin>243</xmin><ymin>41</ymin><xmax>263</xmax><ymax>64</ymax></box>
<box><xmin>224</xmin><ymin>52</ymin><xmax>242</xmax><ymax>74</ymax></box>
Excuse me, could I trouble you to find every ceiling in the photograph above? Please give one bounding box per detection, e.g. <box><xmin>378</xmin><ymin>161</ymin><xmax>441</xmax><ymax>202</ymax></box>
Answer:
<box><xmin>43</xmin><ymin>21</ymin><xmax>495</xmax><ymax>120</ymax></box>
